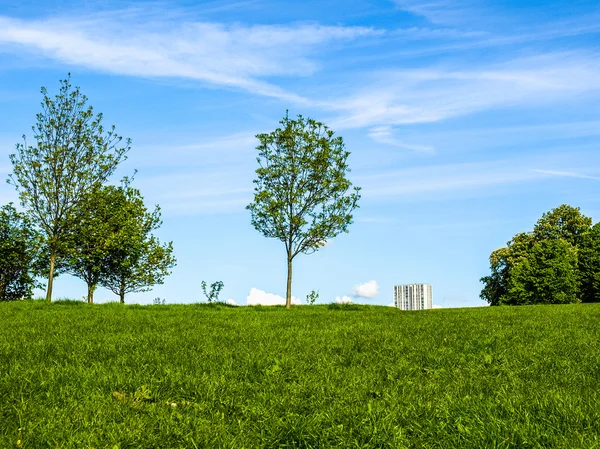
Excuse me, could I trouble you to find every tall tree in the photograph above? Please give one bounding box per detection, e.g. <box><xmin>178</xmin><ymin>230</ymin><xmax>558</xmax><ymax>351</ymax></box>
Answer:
<box><xmin>8</xmin><ymin>75</ymin><xmax>129</xmax><ymax>302</ymax></box>
<box><xmin>247</xmin><ymin>113</ymin><xmax>360</xmax><ymax>308</ymax></box>
<box><xmin>507</xmin><ymin>239</ymin><xmax>579</xmax><ymax>305</ymax></box>
<box><xmin>0</xmin><ymin>204</ymin><xmax>40</xmax><ymax>301</ymax></box>
<box><xmin>481</xmin><ymin>204</ymin><xmax>592</xmax><ymax>306</ymax></box>
<box><xmin>579</xmin><ymin>223</ymin><xmax>600</xmax><ymax>303</ymax></box>
<box><xmin>97</xmin><ymin>185</ymin><xmax>176</xmax><ymax>303</ymax></box>
<box><xmin>532</xmin><ymin>204</ymin><xmax>592</xmax><ymax>247</ymax></box>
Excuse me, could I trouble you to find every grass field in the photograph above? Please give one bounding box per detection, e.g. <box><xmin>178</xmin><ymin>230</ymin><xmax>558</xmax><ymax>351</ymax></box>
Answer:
<box><xmin>1</xmin><ymin>301</ymin><xmax>599</xmax><ymax>448</ymax></box>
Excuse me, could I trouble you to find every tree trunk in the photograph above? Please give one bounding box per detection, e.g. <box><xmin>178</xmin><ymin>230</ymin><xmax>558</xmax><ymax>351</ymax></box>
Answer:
<box><xmin>286</xmin><ymin>254</ymin><xmax>293</xmax><ymax>309</ymax></box>
<box><xmin>119</xmin><ymin>279</ymin><xmax>125</xmax><ymax>304</ymax></box>
<box><xmin>46</xmin><ymin>252</ymin><xmax>56</xmax><ymax>303</ymax></box>
<box><xmin>87</xmin><ymin>283</ymin><xmax>95</xmax><ymax>304</ymax></box>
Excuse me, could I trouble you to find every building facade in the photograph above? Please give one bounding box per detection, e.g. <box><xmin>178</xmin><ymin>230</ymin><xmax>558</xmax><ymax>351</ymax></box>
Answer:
<box><xmin>394</xmin><ymin>284</ymin><xmax>433</xmax><ymax>310</ymax></box>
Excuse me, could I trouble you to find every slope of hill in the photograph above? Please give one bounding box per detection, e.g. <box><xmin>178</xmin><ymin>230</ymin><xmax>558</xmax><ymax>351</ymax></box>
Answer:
<box><xmin>1</xmin><ymin>301</ymin><xmax>599</xmax><ymax>448</ymax></box>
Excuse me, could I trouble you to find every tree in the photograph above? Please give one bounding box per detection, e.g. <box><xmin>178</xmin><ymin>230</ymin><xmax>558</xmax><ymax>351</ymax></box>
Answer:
<box><xmin>507</xmin><ymin>239</ymin><xmax>579</xmax><ymax>305</ymax></box>
<box><xmin>247</xmin><ymin>113</ymin><xmax>360</xmax><ymax>309</ymax></box>
<box><xmin>64</xmin><ymin>184</ymin><xmax>129</xmax><ymax>304</ymax></box>
<box><xmin>579</xmin><ymin>223</ymin><xmax>600</xmax><ymax>303</ymax></box>
<box><xmin>8</xmin><ymin>75</ymin><xmax>129</xmax><ymax>302</ymax></box>
<box><xmin>532</xmin><ymin>204</ymin><xmax>591</xmax><ymax>247</ymax></box>
<box><xmin>97</xmin><ymin>184</ymin><xmax>176</xmax><ymax>303</ymax></box>
<box><xmin>0</xmin><ymin>204</ymin><xmax>40</xmax><ymax>301</ymax></box>
<box><xmin>481</xmin><ymin>204</ymin><xmax>592</xmax><ymax>306</ymax></box>
<box><xmin>480</xmin><ymin>233</ymin><xmax>533</xmax><ymax>305</ymax></box>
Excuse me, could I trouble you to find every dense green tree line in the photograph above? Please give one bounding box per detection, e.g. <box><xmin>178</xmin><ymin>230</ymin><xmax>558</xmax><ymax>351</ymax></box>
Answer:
<box><xmin>481</xmin><ymin>204</ymin><xmax>600</xmax><ymax>305</ymax></box>
<box><xmin>1</xmin><ymin>76</ymin><xmax>175</xmax><ymax>303</ymax></box>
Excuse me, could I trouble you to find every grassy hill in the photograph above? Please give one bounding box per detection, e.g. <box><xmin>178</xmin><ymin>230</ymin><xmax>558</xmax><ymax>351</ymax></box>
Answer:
<box><xmin>1</xmin><ymin>301</ymin><xmax>599</xmax><ymax>448</ymax></box>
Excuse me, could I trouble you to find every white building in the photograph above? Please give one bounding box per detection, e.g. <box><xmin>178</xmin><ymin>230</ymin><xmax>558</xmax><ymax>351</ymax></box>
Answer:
<box><xmin>394</xmin><ymin>284</ymin><xmax>433</xmax><ymax>310</ymax></box>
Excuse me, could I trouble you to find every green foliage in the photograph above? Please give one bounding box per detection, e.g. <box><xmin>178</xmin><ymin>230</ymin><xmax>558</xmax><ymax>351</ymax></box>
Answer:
<box><xmin>92</xmin><ymin>183</ymin><xmax>176</xmax><ymax>303</ymax></box>
<box><xmin>0</xmin><ymin>204</ymin><xmax>40</xmax><ymax>301</ymax></box>
<box><xmin>579</xmin><ymin>223</ymin><xmax>600</xmax><ymax>303</ymax></box>
<box><xmin>247</xmin><ymin>112</ymin><xmax>360</xmax><ymax>307</ymax></box>
<box><xmin>507</xmin><ymin>239</ymin><xmax>579</xmax><ymax>305</ymax></box>
<box><xmin>306</xmin><ymin>289</ymin><xmax>319</xmax><ymax>305</ymax></box>
<box><xmin>1</xmin><ymin>302</ymin><xmax>599</xmax><ymax>447</ymax></box>
<box><xmin>8</xmin><ymin>75</ymin><xmax>130</xmax><ymax>302</ymax></box>
<box><xmin>201</xmin><ymin>280</ymin><xmax>224</xmax><ymax>303</ymax></box>
<box><xmin>532</xmin><ymin>204</ymin><xmax>592</xmax><ymax>247</ymax></box>
<box><xmin>481</xmin><ymin>204</ymin><xmax>594</xmax><ymax>305</ymax></box>
<box><xmin>63</xmin><ymin>184</ymin><xmax>123</xmax><ymax>304</ymax></box>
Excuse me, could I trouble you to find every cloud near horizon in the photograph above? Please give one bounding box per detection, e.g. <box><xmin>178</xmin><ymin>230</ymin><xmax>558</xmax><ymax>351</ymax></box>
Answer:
<box><xmin>351</xmin><ymin>280</ymin><xmax>379</xmax><ymax>298</ymax></box>
<box><xmin>335</xmin><ymin>295</ymin><xmax>352</xmax><ymax>304</ymax></box>
<box><xmin>247</xmin><ymin>288</ymin><xmax>300</xmax><ymax>306</ymax></box>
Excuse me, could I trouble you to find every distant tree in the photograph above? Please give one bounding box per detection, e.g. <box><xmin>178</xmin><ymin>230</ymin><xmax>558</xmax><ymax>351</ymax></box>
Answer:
<box><xmin>97</xmin><ymin>184</ymin><xmax>176</xmax><ymax>303</ymax></box>
<box><xmin>532</xmin><ymin>204</ymin><xmax>592</xmax><ymax>247</ymax></box>
<box><xmin>579</xmin><ymin>223</ymin><xmax>600</xmax><ymax>303</ymax></box>
<box><xmin>480</xmin><ymin>233</ymin><xmax>533</xmax><ymax>305</ymax></box>
<box><xmin>247</xmin><ymin>113</ymin><xmax>360</xmax><ymax>308</ymax></box>
<box><xmin>201</xmin><ymin>280</ymin><xmax>224</xmax><ymax>303</ymax></box>
<box><xmin>0</xmin><ymin>204</ymin><xmax>40</xmax><ymax>301</ymax></box>
<box><xmin>8</xmin><ymin>75</ymin><xmax>129</xmax><ymax>302</ymax></box>
<box><xmin>507</xmin><ymin>239</ymin><xmax>579</xmax><ymax>305</ymax></box>
<box><xmin>481</xmin><ymin>204</ymin><xmax>592</xmax><ymax>306</ymax></box>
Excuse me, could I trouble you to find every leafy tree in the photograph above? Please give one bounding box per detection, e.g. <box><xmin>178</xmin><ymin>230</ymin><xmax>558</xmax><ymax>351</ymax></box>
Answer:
<box><xmin>507</xmin><ymin>239</ymin><xmax>579</xmax><ymax>305</ymax></box>
<box><xmin>533</xmin><ymin>204</ymin><xmax>591</xmax><ymax>247</ymax></box>
<box><xmin>8</xmin><ymin>75</ymin><xmax>129</xmax><ymax>302</ymax></box>
<box><xmin>64</xmin><ymin>183</ymin><xmax>131</xmax><ymax>304</ymax></box>
<box><xmin>96</xmin><ymin>185</ymin><xmax>176</xmax><ymax>303</ymax></box>
<box><xmin>247</xmin><ymin>113</ymin><xmax>360</xmax><ymax>308</ymax></box>
<box><xmin>201</xmin><ymin>280</ymin><xmax>224</xmax><ymax>303</ymax></box>
<box><xmin>480</xmin><ymin>233</ymin><xmax>533</xmax><ymax>305</ymax></box>
<box><xmin>481</xmin><ymin>204</ymin><xmax>592</xmax><ymax>306</ymax></box>
<box><xmin>0</xmin><ymin>204</ymin><xmax>40</xmax><ymax>301</ymax></box>
<box><xmin>579</xmin><ymin>223</ymin><xmax>600</xmax><ymax>303</ymax></box>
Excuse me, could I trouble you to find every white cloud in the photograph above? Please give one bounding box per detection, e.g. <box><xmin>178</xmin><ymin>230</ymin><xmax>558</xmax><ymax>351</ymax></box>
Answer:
<box><xmin>247</xmin><ymin>288</ymin><xmax>300</xmax><ymax>306</ymax></box>
<box><xmin>368</xmin><ymin>126</ymin><xmax>435</xmax><ymax>153</ymax></box>
<box><xmin>335</xmin><ymin>295</ymin><xmax>352</xmax><ymax>304</ymax></box>
<box><xmin>0</xmin><ymin>13</ymin><xmax>379</xmax><ymax>101</ymax></box>
<box><xmin>328</xmin><ymin>53</ymin><xmax>600</xmax><ymax>129</ymax></box>
<box><xmin>226</xmin><ymin>298</ymin><xmax>238</xmax><ymax>306</ymax></box>
<box><xmin>351</xmin><ymin>280</ymin><xmax>379</xmax><ymax>298</ymax></box>
<box><xmin>432</xmin><ymin>304</ymin><xmax>442</xmax><ymax>309</ymax></box>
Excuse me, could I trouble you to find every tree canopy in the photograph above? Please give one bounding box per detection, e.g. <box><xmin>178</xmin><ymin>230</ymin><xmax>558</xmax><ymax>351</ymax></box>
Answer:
<box><xmin>8</xmin><ymin>75</ymin><xmax>129</xmax><ymax>302</ymax></box>
<box><xmin>95</xmin><ymin>184</ymin><xmax>176</xmax><ymax>303</ymax></box>
<box><xmin>247</xmin><ymin>112</ymin><xmax>360</xmax><ymax>308</ymax></box>
<box><xmin>0</xmin><ymin>204</ymin><xmax>40</xmax><ymax>301</ymax></box>
<box><xmin>481</xmin><ymin>204</ymin><xmax>597</xmax><ymax>305</ymax></box>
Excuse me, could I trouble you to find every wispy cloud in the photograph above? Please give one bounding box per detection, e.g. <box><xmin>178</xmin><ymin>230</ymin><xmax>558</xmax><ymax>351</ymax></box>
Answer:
<box><xmin>328</xmin><ymin>53</ymin><xmax>600</xmax><ymax>129</ymax></box>
<box><xmin>393</xmin><ymin>0</ymin><xmax>479</xmax><ymax>26</ymax></box>
<box><xmin>368</xmin><ymin>126</ymin><xmax>434</xmax><ymax>153</ymax></box>
<box><xmin>531</xmin><ymin>169</ymin><xmax>600</xmax><ymax>182</ymax></box>
<box><xmin>357</xmin><ymin>159</ymin><xmax>557</xmax><ymax>199</ymax></box>
<box><xmin>0</xmin><ymin>12</ymin><xmax>379</xmax><ymax>101</ymax></box>
<box><xmin>135</xmin><ymin>170</ymin><xmax>253</xmax><ymax>216</ymax></box>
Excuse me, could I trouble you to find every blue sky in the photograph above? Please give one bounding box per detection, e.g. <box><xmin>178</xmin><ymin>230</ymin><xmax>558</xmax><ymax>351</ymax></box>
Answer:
<box><xmin>1</xmin><ymin>0</ymin><xmax>599</xmax><ymax>307</ymax></box>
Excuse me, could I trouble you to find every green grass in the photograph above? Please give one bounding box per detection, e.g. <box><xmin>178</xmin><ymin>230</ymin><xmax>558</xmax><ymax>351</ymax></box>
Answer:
<box><xmin>1</xmin><ymin>301</ymin><xmax>599</xmax><ymax>448</ymax></box>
